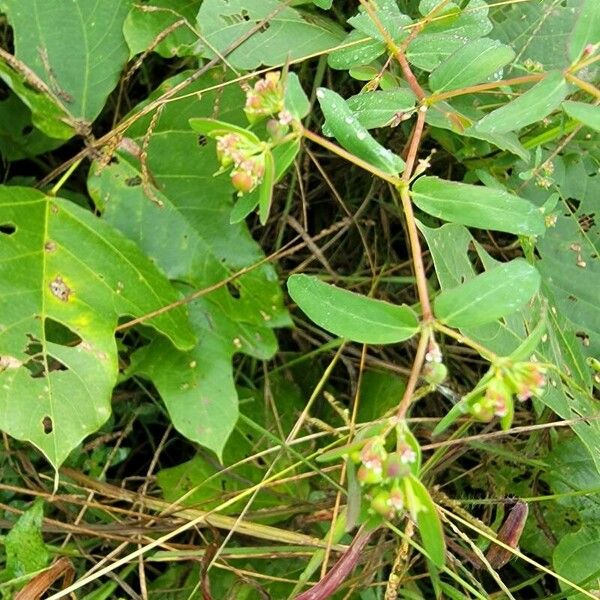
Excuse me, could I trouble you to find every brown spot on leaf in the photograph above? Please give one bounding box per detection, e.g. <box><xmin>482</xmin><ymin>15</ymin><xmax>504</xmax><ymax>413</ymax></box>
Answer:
<box><xmin>50</xmin><ymin>203</ymin><xmax>59</xmax><ymax>214</ymax></box>
<box><xmin>49</xmin><ymin>276</ymin><xmax>72</xmax><ymax>302</ymax></box>
<box><xmin>45</xmin><ymin>240</ymin><xmax>56</xmax><ymax>252</ymax></box>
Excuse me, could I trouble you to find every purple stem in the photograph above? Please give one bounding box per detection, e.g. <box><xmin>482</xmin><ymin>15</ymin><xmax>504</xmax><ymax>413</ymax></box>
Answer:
<box><xmin>295</xmin><ymin>527</ymin><xmax>375</xmax><ymax>600</ymax></box>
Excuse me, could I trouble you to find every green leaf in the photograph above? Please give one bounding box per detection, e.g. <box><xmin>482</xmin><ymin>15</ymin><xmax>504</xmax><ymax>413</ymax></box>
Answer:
<box><xmin>429</xmin><ymin>38</ymin><xmax>515</xmax><ymax>92</ymax></box>
<box><xmin>0</xmin><ymin>92</ymin><xmax>64</xmax><ymax>160</ymax></box>
<box><xmin>412</xmin><ymin>176</ymin><xmax>545</xmax><ymax>236</ymax></box>
<box><xmin>287</xmin><ymin>274</ymin><xmax>419</xmax><ymax>344</ymax></box>
<box><xmin>89</xmin><ymin>70</ymin><xmax>288</xmax><ymax>459</ymax></box>
<box><xmin>407</xmin><ymin>0</ymin><xmax>492</xmax><ymax>71</ymax></box>
<box><xmin>357</xmin><ymin>370</ymin><xmax>406</xmax><ymax>422</ymax></box>
<box><xmin>405</xmin><ymin>475</ymin><xmax>446</xmax><ymax>568</ymax></box>
<box><xmin>536</xmin><ymin>155</ymin><xmax>600</xmax><ymax>360</ymax></box>
<box><xmin>569</xmin><ymin>0</ymin><xmax>600</xmax><ymax>62</ymax></box>
<box><xmin>123</xmin><ymin>0</ymin><xmax>201</xmax><ymax>58</ymax></box>
<box><xmin>259</xmin><ymin>150</ymin><xmax>275</xmax><ymax>225</ymax></box>
<box><xmin>5</xmin><ymin>499</ymin><xmax>48</xmax><ymax>579</ymax></box>
<box><xmin>197</xmin><ymin>0</ymin><xmax>344</xmax><ymax>70</ymax></box>
<box><xmin>327</xmin><ymin>31</ymin><xmax>386</xmax><ymax>70</ymax></box>
<box><xmin>347</xmin><ymin>0</ymin><xmax>411</xmax><ymax>42</ymax></box>
<box><xmin>473</xmin><ymin>71</ymin><xmax>569</xmax><ymax>134</ymax></box>
<box><xmin>509</xmin><ymin>317</ymin><xmax>547</xmax><ymax>361</ymax></box>
<box><xmin>433</xmin><ymin>259</ymin><xmax>541</xmax><ymax>328</ymax></box>
<box><xmin>284</xmin><ymin>72</ymin><xmax>310</xmax><ymax>120</ymax></box>
<box><xmin>0</xmin><ymin>187</ymin><xmax>194</xmax><ymax>468</ymax></box>
<box><xmin>347</xmin><ymin>89</ymin><xmax>416</xmax><ymax>129</ymax></box>
<box><xmin>317</xmin><ymin>87</ymin><xmax>405</xmax><ymax>175</ymax></box>
<box><xmin>562</xmin><ymin>101</ymin><xmax>600</xmax><ymax>132</ymax></box>
<box><xmin>554</xmin><ymin>526</ymin><xmax>600</xmax><ymax>594</ymax></box>
<box><xmin>0</xmin><ymin>61</ymin><xmax>74</xmax><ymax>141</ymax></box>
<box><xmin>1</xmin><ymin>0</ymin><xmax>130</xmax><ymax>122</ymax></box>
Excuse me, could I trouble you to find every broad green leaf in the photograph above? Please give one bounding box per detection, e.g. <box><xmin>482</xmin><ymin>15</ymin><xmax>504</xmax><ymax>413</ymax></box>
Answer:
<box><xmin>429</xmin><ymin>38</ymin><xmax>514</xmax><ymax>92</ymax></box>
<box><xmin>1</xmin><ymin>0</ymin><xmax>130</xmax><ymax>122</ymax></box>
<box><xmin>123</xmin><ymin>0</ymin><xmax>201</xmax><ymax>58</ymax></box>
<box><xmin>545</xmin><ymin>437</ymin><xmax>600</xmax><ymax>522</ymax></box>
<box><xmin>89</xmin><ymin>70</ymin><xmax>288</xmax><ymax>459</ymax></box>
<box><xmin>287</xmin><ymin>274</ymin><xmax>419</xmax><ymax>344</ymax></box>
<box><xmin>5</xmin><ymin>499</ymin><xmax>48</xmax><ymax>579</ymax></box>
<box><xmin>347</xmin><ymin>89</ymin><xmax>415</xmax><ymax>129</ymax></box>
<box><xmin>189</xmin><ymin>118</ymin><xmax>261</xmax><ymax>143</ymax></box>
<box><xmin>196</xmin><ymin>0</ymin><xmax>344</xmax><ymax>70</ymax></box>
<box><xmin>0</xmin><ymin>187</ymin><xmax>194</xmax><ymax>468</ymax></box>
<box><xmin>554</xmin><ymin>526</ymin><xmax>600</xmax><ymax>595</ymax></box>
<box><xmin>569</xmin><ymin>0</ymin><xmax>600</xmax><ymax>62</ymax></box>
<box><xmin>474</xmin><ymin>71</ymin><xmax>569</xmax><ymax>134</ymax></box>
<box><xmin>492</xmin><ymin>0</ymin><xmax>581</xmax><ymax>71</ymax></box>
<box><xmin>0</xmin><ymin>92</ymin><xmax>64</xmax><ymax>160</ymax></box>
<box><xmin>157</xmin><ymin>376</ymin><xmax>308</xmax><ymax>515</ymax></box>
<box><xmin>562</xmin><ymin>101</ymin><xmax>600</xmax><ymax>132</ymax></box>
<box><xmin>406</xmin><ymin>474</ymin><xmax>446</xmax><ymax>568</ymax></box>
<box><xmin>317</xmin><ymin>88</ymin><xmax>405</xmax><ymax>175</ymax></box>
<box><xmin>412</xmin><ymin>176</ymin><xmax>545</xmax><ymax>236</ymax></box>
<box><xmin>536</xmin><ymin>159</ymin><xmax>600</xmax><ymax>360</ymax></box>
<box><xmin>284</xmin><ymin>72</ymin><xmax>310</xmax><ymax>120</ymax></box>
<box><xmin>357</xmin><ymin>369</ymin><xmax>406</xmax><ymax>422</ymax></box>
<box><xmin>433</xmin><ymin>259</ymin><xmax>541</xmax><ymax>328</ymax></box>
<box><xmin>0</xmin><ymin>61</ymin><xmax>74</xmax><ymax>141</ymax></box>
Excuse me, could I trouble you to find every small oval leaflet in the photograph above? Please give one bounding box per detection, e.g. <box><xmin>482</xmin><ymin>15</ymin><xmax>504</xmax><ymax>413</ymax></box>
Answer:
<box><xmin>429</xmin><ymin>37</ymin><xmax>515</xmax><ymax>93</ymax></box>
<box><xmin>316</xmin><ymin>87</ymin><xmax>405</xmax><ymax>176</ymax></box>
<box><xmin>287</xmin><ymin>274</ymin><xmax>419</xmax><ymax>344</ymax></box>
<box><xmin>411</xmin><ymin>176</ymin><xmax>545</xmax><ymax>236</ymax></box>
<box><xmin>433</xmin><ymin>258</ymin><xmax>541</xmax><ymax>328</ymax></box>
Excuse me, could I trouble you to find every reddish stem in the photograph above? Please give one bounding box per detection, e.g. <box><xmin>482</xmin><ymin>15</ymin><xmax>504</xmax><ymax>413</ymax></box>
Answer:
<box><xmin>294</xmin><ymin>527</ymin><xmax>374</xmax><ymax>600</ymax></box>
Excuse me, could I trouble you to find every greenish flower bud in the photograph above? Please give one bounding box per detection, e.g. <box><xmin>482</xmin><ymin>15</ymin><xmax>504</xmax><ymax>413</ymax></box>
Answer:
<box><xmin>423</xmin><ymin>361</ymin><xmax>448</xmax><ymax>386</ymax></box>
<box><xmin>357</xmin><ymin>464</ymin><xmax>383</xmax><ymax>486</ymax></box>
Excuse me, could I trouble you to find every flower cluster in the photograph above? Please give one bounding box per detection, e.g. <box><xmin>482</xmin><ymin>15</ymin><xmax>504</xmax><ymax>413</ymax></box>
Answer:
<box><xmin>244</xmin><ymin>71</ymin><xmax>289</xmax><ymax>125</ymax></box>
<box><xmin>468</xmin><ymin>361</ymin><xmax>546</xmax><ymax>423</ymax></box>
<box><xmin>352</xmin><ymin>435</ymin><xmax>418</xmax><ymax>520</ymax></box>
<box><xmin>215</xmin><ymin>133</ymin><xmax>265</xmax><ymax>194</ymax></box>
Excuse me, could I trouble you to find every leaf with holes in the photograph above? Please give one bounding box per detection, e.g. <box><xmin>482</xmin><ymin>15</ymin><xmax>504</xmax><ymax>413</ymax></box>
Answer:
<box><xmin>0</xmin><ymin>0</ymin><xmax>131</xmax><ymax>125</ymax></box>
<box><xmin>287</xmin><ymin>274</ymin><xmax>419</xmax><ymax>344</ymax></box>
<box><xmin>196</xmin><ymin>0</ymin><xmax>344</xmax><ymax>70</ymax></box>
<box><xmin>0</xmin><ymin>187</ymin><xmax>194</xmax><ymax>469</ymax></box>
<box><xmin>88</xmin><ymin>70</ymin><xmax>289</xmax><ymax>459</ymax></box>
